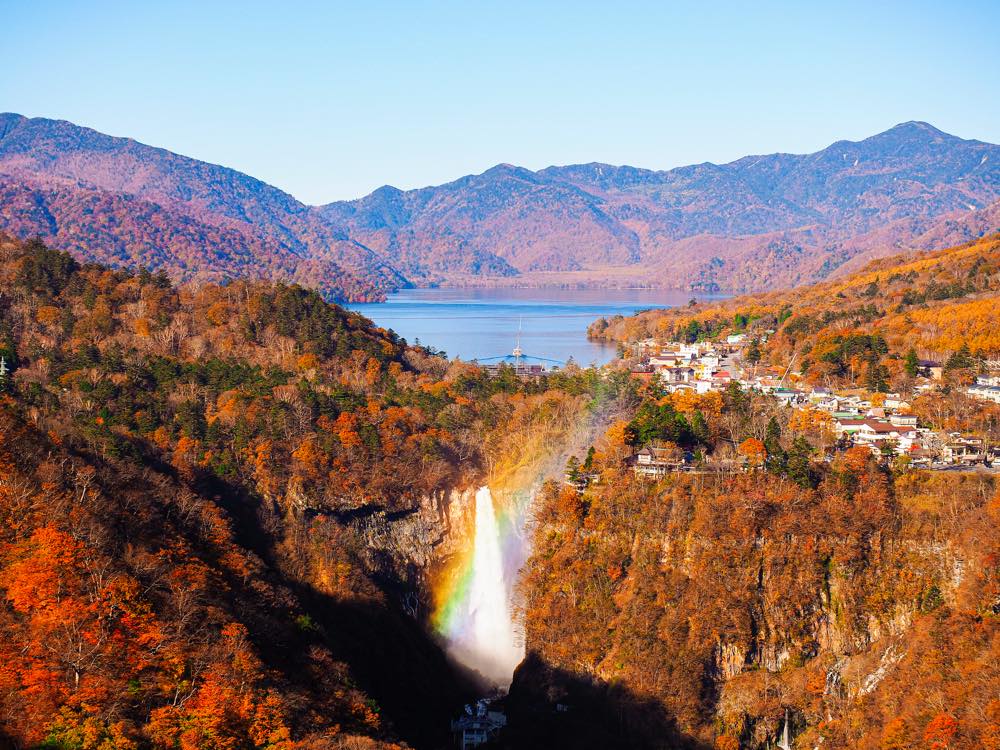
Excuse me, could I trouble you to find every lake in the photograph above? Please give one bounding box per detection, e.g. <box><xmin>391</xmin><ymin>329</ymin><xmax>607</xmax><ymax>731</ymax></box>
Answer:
<box><xmin>348</xmin><ymin>288</ymin><xmax>713</xmax><ymax>366</ymax></box>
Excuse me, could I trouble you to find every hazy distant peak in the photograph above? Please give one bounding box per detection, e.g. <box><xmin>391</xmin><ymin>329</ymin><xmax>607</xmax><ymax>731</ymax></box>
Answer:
<box><xmin>0</xmin><ymin>112</ymin><xmax>27</xmax><ymax>137</ymax></box>
<box><xmin>481</xmin><ymin>162</ymin><xmax>535</xmax><ymax>179</ymax></box>
<box><xmin>885</xmin><ymin>120</ymin><xmax>950</xmax><ymax>136</ymax></box>
<box><xmin>369</xmin><ymin>184</ymin><xmax>404</xmax><ymax>198</ymax></box>
<box><xmin>859</xmin><ymin>120</ymin><xmax>960</xmax><ymax>146</ymax></box>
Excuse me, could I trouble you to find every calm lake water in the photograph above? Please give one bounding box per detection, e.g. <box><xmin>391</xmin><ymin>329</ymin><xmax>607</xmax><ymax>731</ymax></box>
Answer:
<box><xmin>348</xmin><ymin>288</ymin><xmax>713</xmax><ymax>366</ymax></box>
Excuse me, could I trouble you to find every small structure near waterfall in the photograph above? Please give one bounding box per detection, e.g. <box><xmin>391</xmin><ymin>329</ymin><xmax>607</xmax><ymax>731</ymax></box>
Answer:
<box><xmin>451</xmin><ymin>699</ymin><xmax>507</xmax><ymax>749</ymax></box>
<box><xmin>631</xmin><ymin>441</ymin><xmax>688</xmax><ymax>478</ymax></box>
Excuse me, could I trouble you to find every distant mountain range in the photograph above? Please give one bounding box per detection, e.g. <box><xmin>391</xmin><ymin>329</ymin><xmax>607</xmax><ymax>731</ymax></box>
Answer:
<box><xmin>1</xmin><ymin>113</ymin><xmax>997</xmax><ymax>300</ymax></box>
<box><xmin>0</xmin><ymin>113</ymin><xmax>402</xmax><ymax>301</ymax></box>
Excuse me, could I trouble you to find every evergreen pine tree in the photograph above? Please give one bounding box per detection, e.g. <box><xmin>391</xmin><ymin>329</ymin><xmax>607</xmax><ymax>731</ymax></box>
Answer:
<box><xmin>565</xmin><ymin>455</ymin><xmax>581</xmax><ymax>484</ymax></box>
<box><xmin>764</xmin><ymin>417</ymin><xmax>786</xmax><ymax>473</ymax></box>
<box><xmin>764</xmin><ymin>417</ymin><xmax>782</xmax><ymax>456</ymax></box>
<box><xmin>786</xmin><ymin>437</ymin><xmax>818</xmax><ymax>488</ymax></box>
<box><xmin>865</xmin><ymin>363</ymin><xmax>889</xmax><ymax>392</ymax></box>
<box><xmin>945</xmin><ymin>343</ymin><xmax>973</xmax><ymax>371</ymax></box>
<box><xmin>691</xmin><ymin>410</ymin><xmax>709</xmax><ymax>446</ymax></box>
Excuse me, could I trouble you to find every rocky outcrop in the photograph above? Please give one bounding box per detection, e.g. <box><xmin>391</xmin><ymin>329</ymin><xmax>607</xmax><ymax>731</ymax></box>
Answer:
<box><xmin>348</xmin><ymin>488</ymin><xmax>475</xmax><ymax>587</ymax></box>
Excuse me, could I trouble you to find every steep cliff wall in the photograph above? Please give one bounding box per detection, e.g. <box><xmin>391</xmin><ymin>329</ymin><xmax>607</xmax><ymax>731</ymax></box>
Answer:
<box><xmin>509</xmin><ymin>464</ymin><xmax>998</xmax><ymax>750</ymax></box>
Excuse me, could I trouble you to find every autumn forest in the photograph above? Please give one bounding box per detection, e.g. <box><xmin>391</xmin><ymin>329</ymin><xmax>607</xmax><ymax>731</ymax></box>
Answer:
<box><xmin>4</xmin><ymin>0</ymin><xmax>1000</xmax><ymax>745</ymax></box>
<box><xmin>0</xmin><ymin>226</ymin><xmax>996</xmax><ymax>749</ymax></box>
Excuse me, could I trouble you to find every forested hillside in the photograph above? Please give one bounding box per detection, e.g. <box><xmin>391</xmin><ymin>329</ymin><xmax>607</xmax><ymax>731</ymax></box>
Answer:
<box><xmin>0</xmin><ymin>234</ymin><xmax>619</xmax><ymax>747</ymax></box>
<box><xmin>0</xmin><ymin>230</ymin><xmax>996</xmax><ymax>749</ymax></box>
<box><xmin>0</xmin><ymin>234</ymin><xmax>456</xmax><ymax>747</ymax></box>
<box><xmin>497</xmin><ymin>233</ymin><xmax>1000</xmax><ymax>750</ymax></box>
<box><xmin>591</xmin><ymin>233</ymin><xmax>1000</xmax><ymax>370</ymax></box>
<box><xmin>0</xmin><ymin>175</ymin><xmax>389</xmax><ymax>302</ymax></box>
<box><xmin>0</xmin><ymin>114</ymin><xmax>402</xmax><ymax>302</ymax></box>
<box><xmin>511</xmin><ymin>444</ymin><xmax>999</xmax><ymax>749</ymax></box>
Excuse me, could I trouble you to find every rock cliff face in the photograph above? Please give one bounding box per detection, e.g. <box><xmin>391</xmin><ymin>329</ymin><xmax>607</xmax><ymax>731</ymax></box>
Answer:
<box><xmin>348</xmin><ymin>489</ymin><xmax>475</xmax><ymax>593</ymax></box>
<box><xmin>706</xmin><ymin>535</ymin><xmax>965</xmax><ymax>680</ymax></box>
<box><xmin>344</xmin><ymin>485</ymin><xmax>532</xmax><ymax>638</ymax></box>
<box><xmin>510</xmin><ymin>469</ymin><xmax>999</xmax><ymax>750</ymax></box>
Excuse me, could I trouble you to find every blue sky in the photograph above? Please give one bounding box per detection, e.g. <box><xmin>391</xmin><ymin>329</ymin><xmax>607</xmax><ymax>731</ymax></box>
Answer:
<box><xmin>4</xmin><ymin>0</ymin><xmax>999</xmax><ymax>203</ymax></box>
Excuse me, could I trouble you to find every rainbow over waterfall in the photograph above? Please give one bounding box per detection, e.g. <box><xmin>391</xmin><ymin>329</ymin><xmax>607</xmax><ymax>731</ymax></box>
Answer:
<box><xmin>432</xmin><ymin>486</ymin><xmax>530</xmax><ymax>687</ymax></box>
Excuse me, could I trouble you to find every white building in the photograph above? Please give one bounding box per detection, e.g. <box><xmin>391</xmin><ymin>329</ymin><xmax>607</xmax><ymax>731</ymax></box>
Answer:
<box><xmin>835</xmin><ymin>418</ymin><xmax>918</xmax><ymax>454</ymax></box>
<box><xmin>968</xmin><ymin>383</ymin><xmax>1000</xmax><ymax>404</ymax></box>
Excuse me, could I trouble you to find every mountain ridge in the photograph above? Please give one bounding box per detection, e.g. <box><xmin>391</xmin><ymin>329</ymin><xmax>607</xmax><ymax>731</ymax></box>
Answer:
<box><xmin>322</xmin><ymin>119</ymin><xmax>999</xmax><ymax>289</ymax></box>
<box><xmin>1</xmin><ymin>113</ymin><xmax>998</xmax><ymax>299</ymax></box>
<box><xmin>0</xmin><ymin>112</ymin><xmax>408</xmax><ymax>300</ymax></box>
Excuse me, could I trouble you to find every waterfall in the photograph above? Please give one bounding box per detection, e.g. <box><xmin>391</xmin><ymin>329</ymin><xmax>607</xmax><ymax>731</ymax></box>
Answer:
<box><xmin>443</xmin><ymin>486</ymin><xmax>524</xmax><ymax>687</ymax></box>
